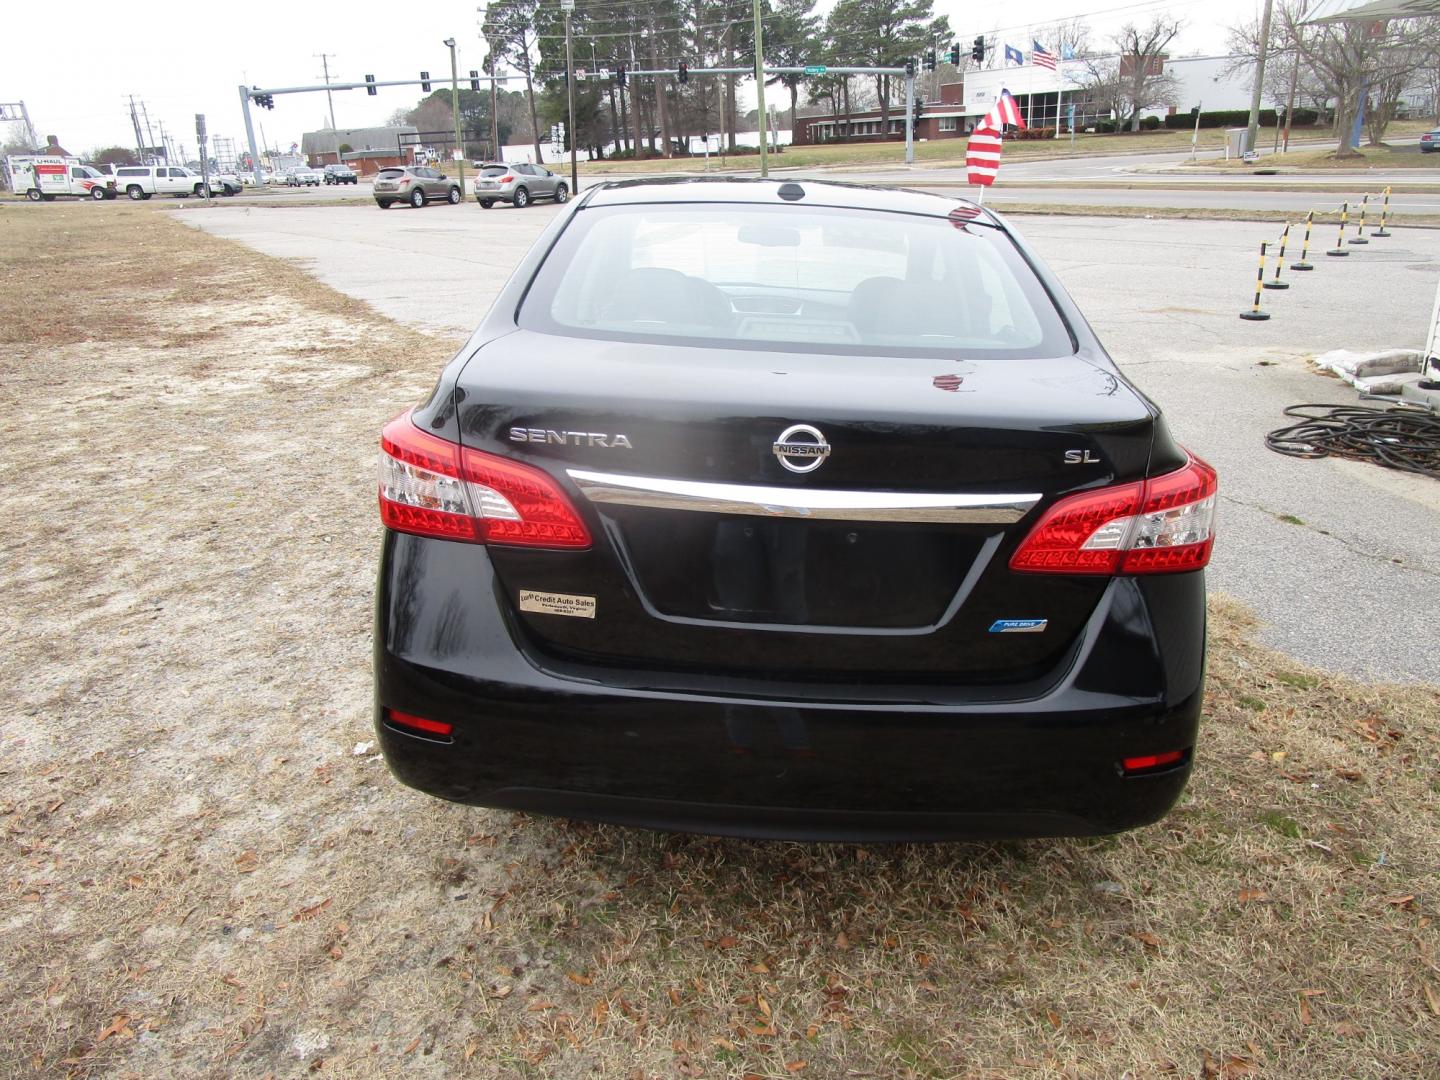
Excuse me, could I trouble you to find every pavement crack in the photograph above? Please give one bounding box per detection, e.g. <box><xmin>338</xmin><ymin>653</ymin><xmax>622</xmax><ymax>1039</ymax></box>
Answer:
<box><xmin>1221</xmin><ymin>493</ymin><xmax>1440</xmax><ymax>579</ymax></box>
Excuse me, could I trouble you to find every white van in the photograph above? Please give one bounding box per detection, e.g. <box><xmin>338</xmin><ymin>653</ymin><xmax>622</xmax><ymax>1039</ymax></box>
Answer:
<box><xmin>5</xmin><ymin>156</ymin><xmax>118</xmax><ymax>201</ymax></box>
<box><xmin>111</xmin><ymin>165</ymin><xmax>219</xmax><ymax>200</ymax></box>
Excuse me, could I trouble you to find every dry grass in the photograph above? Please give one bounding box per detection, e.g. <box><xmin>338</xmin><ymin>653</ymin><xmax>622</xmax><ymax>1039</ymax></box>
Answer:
<box><xmin>2</xmin><ymin>202</ymin><xmax>1438</xmax><ymax>1080</ymax></box>
<box><xmin>1197</xmin><ymin>145</ymin><xmax>1440</xmax><ymax>171</ymax></box>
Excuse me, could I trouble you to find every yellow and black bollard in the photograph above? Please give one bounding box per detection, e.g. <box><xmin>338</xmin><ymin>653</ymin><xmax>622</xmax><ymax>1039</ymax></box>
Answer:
<box><xmin>1350</xmin><ymin>193</ymin><xmax>1370</xmax><ymax>245</ymax></box>
<box><xmin>1264</xmin><ymin>224</ymin><xmax>1291</xmax><ymax>290</ymax></box>
<box><xmin>1240</xmin><ymin>242</ymin><xmax>1272</xmax><ymax>321</ymax></box>
<box><xmin>1291</xmin><ymin>210</ymin><xmax>1315</xmax><ymax>271</ymax></box>
<box><xmin>1373</xmin><ymin>185</ymin><xmax>1392</xmax><ymax>237</ymax></box>
<box><xmin>1326</xmin><ymin>202</ymin><xmax>1350</xmax><ymax>257</ymax></box>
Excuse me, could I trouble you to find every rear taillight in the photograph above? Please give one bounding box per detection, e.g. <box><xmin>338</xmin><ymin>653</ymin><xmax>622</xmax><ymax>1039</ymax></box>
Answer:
<box><xmin>1010</xmin><ymin>452</ymin><xmax>1216</xmax><ymax>575</ymax></box>
<box><xmin>500</xmin><ymin>174</ymin><xmax>514</xmax><ymax>183</ymax></box>
<box><xmin>378</xmin><ymin>411</ymin><xmax>591</xmax><ymax>549</ymax></box>
<box><xmin>1121</xmin><ymin>749</ymin><xmax>1187</xmax><ymax>775</ymax></box>
<box><xmin>383</xmin><ymin>708</ymin><xmax>453</xmax><ymax>739</ymax></box>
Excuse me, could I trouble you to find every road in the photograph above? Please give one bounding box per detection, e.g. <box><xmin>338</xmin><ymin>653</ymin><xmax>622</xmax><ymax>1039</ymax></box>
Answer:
<box><xmin>178</xmin><ymin>202</ymin><xmax>1440</xmax><ymax>684</ymax></box>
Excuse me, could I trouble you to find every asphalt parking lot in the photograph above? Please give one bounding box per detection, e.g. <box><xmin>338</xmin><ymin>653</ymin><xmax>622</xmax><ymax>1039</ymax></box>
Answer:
<box><xmin>181</xmin><ymin>200</ymin><xmax>1440</xmax><ymax>683</ymax></box>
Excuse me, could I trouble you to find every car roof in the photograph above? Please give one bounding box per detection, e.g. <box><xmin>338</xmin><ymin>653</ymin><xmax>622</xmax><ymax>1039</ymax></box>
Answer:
<box><xmin>581</xmin><ymin>176</ymin><xmax>998</xmax><ymax>225</ymax></box>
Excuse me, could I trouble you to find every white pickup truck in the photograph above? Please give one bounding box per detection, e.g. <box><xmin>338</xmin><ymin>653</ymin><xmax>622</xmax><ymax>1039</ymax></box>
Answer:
<box><xmin>110</xmin><ymin>165</ymin><xmax>222</xmax><ymax>200</ymax></box>
<box><xmin>5</xmin><ymin>156</ymin><xmax>118</xmax><ymax>201</ymax></box>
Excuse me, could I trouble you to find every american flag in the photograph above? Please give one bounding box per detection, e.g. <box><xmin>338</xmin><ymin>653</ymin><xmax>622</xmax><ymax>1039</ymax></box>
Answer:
<box><xmin>1032</xmin><ymin>41</ymin><xmax>1057</xmax><ymax>70</ymax></box>
<box><xmin>965</xmin><ymin>90</ymin><xmax>1026</xmax><ymax>188</ymax></box>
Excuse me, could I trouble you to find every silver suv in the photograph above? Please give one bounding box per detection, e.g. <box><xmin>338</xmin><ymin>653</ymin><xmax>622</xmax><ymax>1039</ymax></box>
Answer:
<box><xmin>373</xmin><ymin>166</ymin><xmax>463</xmax><ymax>209</ymax></box>
<box><xmin>474</xmin><ymin>162</ymin><xmax>569</xmax><ymax>209</ymax></box>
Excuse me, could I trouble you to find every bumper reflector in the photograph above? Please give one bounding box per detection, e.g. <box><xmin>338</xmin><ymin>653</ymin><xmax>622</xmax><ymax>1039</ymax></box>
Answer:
<box><xmin>1121</xmin><ymin>749</ymin><xmax>1187</xmax><ymax>775</ymax></box>
<box><xmin>384</xmin><ymin>708</ymin><xmax>453</xmax><ymax>739</ymax></box>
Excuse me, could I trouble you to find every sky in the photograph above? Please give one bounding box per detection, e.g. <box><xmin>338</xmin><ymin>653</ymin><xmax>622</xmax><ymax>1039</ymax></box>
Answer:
<box><xmin>3</xmin><ymin>0</ymin><xmax>1257</xmax><ymax>158</ymax></box>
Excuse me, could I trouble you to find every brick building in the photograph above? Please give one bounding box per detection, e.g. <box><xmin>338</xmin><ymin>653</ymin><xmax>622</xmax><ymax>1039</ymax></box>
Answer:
<box><xmin>792</xmin><ymin>83</ymin><xmax>969</xmax><ymax>146</ymax></box>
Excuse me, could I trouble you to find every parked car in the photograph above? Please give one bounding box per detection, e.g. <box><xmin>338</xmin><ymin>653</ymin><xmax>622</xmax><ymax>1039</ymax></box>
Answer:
<box><xmin>372</xmin><ymin>179</ymin><xmax>1218</xmax><ymax>841</ymax></box>
<box><xmin>1420</xmin><ymin>128</ymin><xmax>1440</xmax><ymax>152</ymax></box>
<box><xmin>209</xmin><ymin>173</ymin><xmax>243</xmax><ymax>196</ymax></box>
<box><xmin>323</xmin><ymin>164</ymin><xmax>359</xmax><ymax>185</ymax></box>
<box><xmin>111</xmin><ymin>165</ymin><xmax>216</xmax><ymax>200</ymax></box>
<box><xmin>285</xmin><ymin>168</ymin><xmax>322</xmax><ymax>187</ymax></box>
<box><xmin>372</xmin><ymin>166</ymin><xmax>462</xmax><ymax>209</ymax></box>
<box><xmin>473</xmin><ymin>162</ymin><xmax>568</xmax><ymax>208</ymax></box>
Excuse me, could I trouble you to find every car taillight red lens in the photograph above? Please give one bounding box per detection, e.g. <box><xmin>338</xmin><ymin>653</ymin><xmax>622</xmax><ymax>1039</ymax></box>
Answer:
<box><xmin>1010</xmin><ymin>452</ymin><xmax>1216</xmax><ymax>575</ymax></box>
<box><xmin>378</xmin><ymin>411</ymin><xmax>591</xmax><ymax>548</ymax></box>
<box><xmin>500</xmin><ymin>175</ymin><xmax>514</xmax><ymax>183</ymax></box>
<box><xmin>1121</xmin><ymin>749</ymin><xmax>1187</xmax><ymax>775</ymax></box>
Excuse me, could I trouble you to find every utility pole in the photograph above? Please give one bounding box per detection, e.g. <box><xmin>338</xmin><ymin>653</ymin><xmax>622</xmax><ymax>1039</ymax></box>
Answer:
<box><xmin>128</xmin><ymin>96</ymin><xmax>146</xmax><ymax>161</ymax></box>
<box><xmin>443</xmin><ymin>38</ymin><xmax>468</xmax><ymax>199</ymax></box>
<box><xmin>140</xmin><ymin>102</ymin><xmax>157</xmax><ymax>162</ymax></box>
<box><xmin>315</xmin><ymin>53</ymin><xmax>338</xmax><ymax>132</ymax></box>
<box><xmin>1245</xmin><ymin>0</ymin><xmax>1275</xmax><ymax>155</ymax></box>
<box><xmin>563</xmin><ymin>0</ymin><xmax>578</xmax><ymax>191</ymax></box>
<box><xmin>488</xmin><ymin>57</ymin><xmax>500</xmax><ymax>160</ymax></box>
<box><xmin>752</xmin><ymin>0</ymin><xmax>768</xmax><ymax>176</ymax></box>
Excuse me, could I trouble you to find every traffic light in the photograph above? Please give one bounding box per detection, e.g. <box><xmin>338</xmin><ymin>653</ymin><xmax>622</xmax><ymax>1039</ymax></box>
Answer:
<box><xmin>250</xmin><ymin>92</ymin><xmax>274</xmax><ymax>110</ymax></box>
<box><xmin>616</xmin><ymin>65</ymin><xmax>627</xmax><ymax>87</ymax></box>
<box><xmin>923</xmin><ymin>50</ymin><xmax>936</xmax><ymax>72</ymax></box>
<box><xmin>910</xmin><ymin>99</ymin><xmax>925</xmax><ymax>136</ymax></box>
<box><xmin>972</xmin><ymin>36</ymin><xmax>986</xmax><ymax>62</ymax></box>
<box><xmin>678</xmin><ymin>61</ymin><xmax>688</xmax><ymax>84</ymax></box>
<box><xmin>365</xmin><ymin>74</ymin><xmax>377</xmax><ymax>96</ymax></box>
<box><xmin>947</xmin><ymin>42</ymin><xmax>960</xmax><ymax>66</ymax></box>
<box><xmin>420</xmin><ymin>71</ymin><xmax>431</xmax><ymax>93</ymax></box>
<box><xmin>470</xmin><ymin>69</ymin><xmax>481</xmax><ymax>91</ymax></box>
<box><xmin>905</xmin><ymin>58</ymin><xmax>915</xmax><ymax>77</ymax></box>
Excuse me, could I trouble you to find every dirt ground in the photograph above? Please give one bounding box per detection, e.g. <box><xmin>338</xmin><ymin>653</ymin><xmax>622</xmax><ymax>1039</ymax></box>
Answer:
<box><xmin>1</xmin><ymin>202</ymin><xmax>1438</xmax><ymax>1080</ymax></box>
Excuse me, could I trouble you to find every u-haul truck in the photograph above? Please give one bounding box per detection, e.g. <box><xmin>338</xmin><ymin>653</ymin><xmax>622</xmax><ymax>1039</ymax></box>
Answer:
<box><xmin>4</xmin><ymin>156</ymin><xmax>118</xmax><ymax>201</ymax></box>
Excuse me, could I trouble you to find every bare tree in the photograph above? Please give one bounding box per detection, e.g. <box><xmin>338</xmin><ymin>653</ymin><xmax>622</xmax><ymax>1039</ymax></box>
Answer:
<box><xmin>1077</xmin><ymin>16</ymin><xmax>1182</xmax><ymax>129</ymax></box>
<box><xmin>1039</xmin><ymin>17</ymin><xmax>1091</xmax><ymax>60</ymax></box>
<box><xmin>1241</xmin><ymin>5</ymin><xmax>1437</xmax><ymax>153</ymax></box>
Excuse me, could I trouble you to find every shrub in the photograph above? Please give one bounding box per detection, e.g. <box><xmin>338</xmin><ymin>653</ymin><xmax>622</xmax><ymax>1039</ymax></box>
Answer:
<box><xmin>1010</xmin><ymin>126</ymin><xmax>1057</xmax><ymax>141</ymax></box>
<box><xmin>1140</xmin><ymin>115</ymin><xmax>1162</xmax><ymax>130</ymax></box>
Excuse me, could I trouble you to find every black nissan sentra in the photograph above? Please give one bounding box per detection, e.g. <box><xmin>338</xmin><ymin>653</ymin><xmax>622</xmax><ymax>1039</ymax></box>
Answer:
<box><xmin>373</xmin><ymin>178</ymin><xmax>1216</xmax><ymax>841</ymax></box>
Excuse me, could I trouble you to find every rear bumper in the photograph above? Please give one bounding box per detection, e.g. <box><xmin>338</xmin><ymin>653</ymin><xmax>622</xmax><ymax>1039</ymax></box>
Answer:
<box><xmin>374</xmin><ymin>533</ymin><xmax>1206</xmax><ymax>841</ymax></box>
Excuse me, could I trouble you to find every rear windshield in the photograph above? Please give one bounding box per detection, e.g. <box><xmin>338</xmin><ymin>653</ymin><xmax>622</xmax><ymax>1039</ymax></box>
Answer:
<box><xmin>377</xmin><ymin>169</ymin><xmax>405</xmax><ymax>179</ymax></box>
<box><xmin>518</xmin><ymin>203</ymin><xmax>1072</xmax><ymax>359</ymax></box>
<box><xmin>480</xmin><ymin>165</ymin><xmax>509</xmax><ymax>177</ymax></box>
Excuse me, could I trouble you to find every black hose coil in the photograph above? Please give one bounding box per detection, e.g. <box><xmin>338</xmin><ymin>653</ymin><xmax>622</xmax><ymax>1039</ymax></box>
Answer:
<box><xmin>1264</xmin><ymin>403</ymin><xmax>1440</xmax><ymax>479</ymax></box>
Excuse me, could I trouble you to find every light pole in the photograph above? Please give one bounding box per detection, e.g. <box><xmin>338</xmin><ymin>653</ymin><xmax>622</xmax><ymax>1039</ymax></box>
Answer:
<box><xmin>563</xmin><ymin>0</ymin><xmax>578</xmax><ymax>193</ymax></box>
<box><xmin>752</xmin><ymin>0</ymin><xmax>768</xmax><ymax>176</ymax></box>
<box><xmin>444</xmin><ymin>38</ymin><xmax>468</xmax><ymax>199</ymax></box>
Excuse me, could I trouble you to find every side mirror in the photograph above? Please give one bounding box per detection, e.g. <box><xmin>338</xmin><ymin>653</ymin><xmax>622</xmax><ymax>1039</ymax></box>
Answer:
<box><xmin>438</xmin><ymin>174</ymin><xmax>448</xmax><ymax>179</ymax></box>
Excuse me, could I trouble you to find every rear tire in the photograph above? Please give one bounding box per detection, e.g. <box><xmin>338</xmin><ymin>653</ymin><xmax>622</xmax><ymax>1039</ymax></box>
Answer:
<box><xmin>410</xmin><ymin>188</ymin><xmax>425</xmax><ymax>208</ymax></box>
<box><xmin>127</xmin><ymin>185</ymin><xmax>145</xmax><ymax>200</ymax></box>
<box><xmin>553</xmin><ymin>183</ymin><xmax>569</xmax><ymax>204</ymax></box>
<box><xmin>141</xmin><ymin>193</ymin><xmax>152</xmax><ymax>200</ymax></box>
<box><xmin>377</xmin><ymin>200</ymin><xmax>393</xmax><ymax>209</ymax></box>
<box><xmin>447</xmin><ymin>186</ymin><xmax>461</xmax><ymax>204</ymax></box>
<box><xmin>478</xmin><ymin>198</ymin><xmax>494</xmax><ymax>209</ymax></box>
<box><xmin>26</xmin><ymin>188</ymin><xmax>42</xmax><ymax>202</ymax></box>
<box><xmin>513</xmin><ymin>186</ymin><xmax>530</xmax><ymax>208</ymax></box>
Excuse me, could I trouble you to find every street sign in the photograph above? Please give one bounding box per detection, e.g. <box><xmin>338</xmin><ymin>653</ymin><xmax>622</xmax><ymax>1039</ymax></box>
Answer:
<box><xmin>577</xmin><ymin>68</ymin><xmax>587</xmax><ymax>81</ymax></box>
<box><xmin>804</xmin><ymin>65</ymin><xmax>827</xmax><ymax>75</ymax></box>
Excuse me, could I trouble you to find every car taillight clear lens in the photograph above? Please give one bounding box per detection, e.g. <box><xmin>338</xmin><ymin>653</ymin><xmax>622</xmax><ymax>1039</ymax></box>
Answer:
<box><xmin>1010</xmin><ymin>452</ymin><xmax>1216</xmax><ymax>575</ymax></box>
<box><xmin>378</xmin><ymin>411</ymin><xmax>591</xmax><ymax>549</ymax></box>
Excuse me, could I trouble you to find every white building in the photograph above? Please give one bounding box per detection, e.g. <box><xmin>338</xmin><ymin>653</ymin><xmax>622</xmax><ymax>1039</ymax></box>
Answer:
<box><xmin>960</xmin><ymin>54</ymin><xmax>1257</xmax><ymax>129</ymax></box>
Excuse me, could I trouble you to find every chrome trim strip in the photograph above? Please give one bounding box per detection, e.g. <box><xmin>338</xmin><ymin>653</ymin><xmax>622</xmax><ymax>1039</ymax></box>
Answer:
<box><xmin>566</xmin><ymin>469</ymin><xmax>1039</xmax><ymax>524</ymax></box>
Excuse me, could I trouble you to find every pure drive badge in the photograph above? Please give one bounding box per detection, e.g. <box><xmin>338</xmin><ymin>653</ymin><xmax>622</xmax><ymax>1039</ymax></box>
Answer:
<box><xmin>989</xmin><ymin>619</ymin><xmax>1048</xmax><ymax>633</ymax></box>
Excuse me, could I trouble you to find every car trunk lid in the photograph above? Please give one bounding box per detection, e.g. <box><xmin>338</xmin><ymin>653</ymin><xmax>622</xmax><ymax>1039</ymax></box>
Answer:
<box><xmin>455</xmin><ymin>330</ymin><xmax>1155</xmax><ymax>682</ymax></box>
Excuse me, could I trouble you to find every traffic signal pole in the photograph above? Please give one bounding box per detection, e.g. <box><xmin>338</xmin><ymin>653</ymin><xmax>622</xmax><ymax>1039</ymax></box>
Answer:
<box><xmin>752</xmin><ymin>0</ymin><xmax>768</xmax><ymax>176</ymax></box>
<box><xmin>238</xmin><ymin>86</ymin><xmax>264</xmax><ymax>188</ymax></box>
